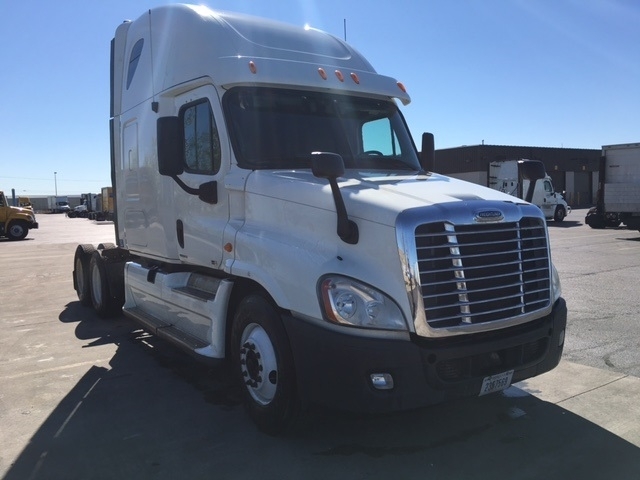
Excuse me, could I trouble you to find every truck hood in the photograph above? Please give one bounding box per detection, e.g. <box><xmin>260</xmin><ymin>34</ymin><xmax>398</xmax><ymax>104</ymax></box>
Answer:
<box><xmin>9</xmin><ymin>205</ymin><xmax>35</xmax><ymax>216</ymax></box>
<box><xmin>245</xmin><ymin>170</ymin><xmax>525</xmax><ymax>226</ymax></box>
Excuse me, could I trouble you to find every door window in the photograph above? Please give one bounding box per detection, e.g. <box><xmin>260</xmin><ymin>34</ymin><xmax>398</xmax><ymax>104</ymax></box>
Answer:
<box><xmin>181</xmin><ymin>100</ymin><xmax>221</xmax><ymax>175</ymax></box>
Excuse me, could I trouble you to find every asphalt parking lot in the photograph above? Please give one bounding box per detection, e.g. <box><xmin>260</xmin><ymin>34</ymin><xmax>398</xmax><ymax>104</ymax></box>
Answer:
<box><xmin>1</xmin><ymin>210</ymin><xmax>640</xmax><ymax>479</ymax></box>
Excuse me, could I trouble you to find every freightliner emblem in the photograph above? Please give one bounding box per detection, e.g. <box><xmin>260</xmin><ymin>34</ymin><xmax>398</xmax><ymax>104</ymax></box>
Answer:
<box><xmin>474</xmin><ymin>210</ymin><xmax>504</xmax><ymax>222</ymax></box>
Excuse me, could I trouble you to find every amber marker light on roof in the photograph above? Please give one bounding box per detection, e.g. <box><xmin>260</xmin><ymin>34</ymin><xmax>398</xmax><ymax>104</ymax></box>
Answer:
<box><xmin>318</xmin><ymin>68</ymin><xmax>327</xmax><ymax>80</ymax></box>
<box><xmin>397</xmin><ymin>81</ymin><xmax>407</xmax><ymax>93</ymax></box>
<box><xmin>248</xmin><ymin>61</ymin><xmax>257</xmax><ymax>74</ymax></box>
<box><xmin>350</xmin><ymin>72</ymin><xmax>360</xmax><ymax>84</ymax></box>
<box><xmin>335</xmin><ymin>70</ymin><xmax>344</xmax><ymax>82</ymax></box>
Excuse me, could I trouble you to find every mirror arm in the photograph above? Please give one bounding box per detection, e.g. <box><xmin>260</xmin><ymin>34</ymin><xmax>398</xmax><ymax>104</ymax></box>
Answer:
<box><xmin>311</xmin><ymin>152</ymin><xmax>359</xmax><ymax>245</ymax></box>
<box><xmin>172</xmin><ymin>176</ymin><xmax>218</xmax><ymax>204</ymax></box>
<box><xmin>327</xmin><ymin>178</ymin><xmax>359</xmax><ymax>244</ymax></box>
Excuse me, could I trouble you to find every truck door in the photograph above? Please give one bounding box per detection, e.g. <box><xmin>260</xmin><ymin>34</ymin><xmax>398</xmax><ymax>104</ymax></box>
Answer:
<box><xmin>0</xmin><ymin>194</ymin><xmax>7</xmax><ymax>227</ymax></box>
<box><xmin>535</xmin><ymin>178</ymin><xmax>556</xmax><ymax>217</ymax></box>
<box><xmin>170</xmin><ymin>85</ymin><xmax>230</xmax><ymax>269</ymax></box>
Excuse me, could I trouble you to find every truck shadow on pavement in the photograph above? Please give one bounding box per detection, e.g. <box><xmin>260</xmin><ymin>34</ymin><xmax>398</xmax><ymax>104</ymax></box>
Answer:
<box><xmin>0</xmin><ymin>237</ymin><xmax>34</xmax><ymax>243</ymax></box>
<box><xmin>5</xmin><ymin>303</ymin><xmax>640</xmax><ymax>480</ymax></box>
<box><xmin>546</xmin><ymin>219</ymin><xmax>582</xmax><ymax>228</ymax></box>
<box><xmin>619</xmin><ymin>235</ymin><xmax>640</xmax><ymax>242</ymax></box>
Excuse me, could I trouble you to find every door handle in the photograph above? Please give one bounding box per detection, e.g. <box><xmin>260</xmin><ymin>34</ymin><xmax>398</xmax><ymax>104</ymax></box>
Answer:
<box><xmin>176</xmin><ymin>219</ymin><xmax>185</xmax><ymax>248</ymax></box>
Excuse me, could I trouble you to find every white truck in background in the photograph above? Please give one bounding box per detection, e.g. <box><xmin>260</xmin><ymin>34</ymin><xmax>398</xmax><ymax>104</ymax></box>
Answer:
<box><xmin>68</xmin><ymin>193</ymin><xmax>98</xmax><ymax>218</ymax></box>
<box><xmin>72</xmin><ymin>5</ymin><xmax>566</xmax><ymax>434</ymax></box>
<box><xmin>47</xmin><ymin>196</ymin><xmax>71</xmax><ymax>214</ymax></box>
<box><xmin>489</xmin><ymin>160</ymin><xmax>570</xmax><ymax>222</ymax></box>
<box><xmin>586</xmin><ymin>143</ymin><xmax>640</xmax><ymax>230</ymax></box>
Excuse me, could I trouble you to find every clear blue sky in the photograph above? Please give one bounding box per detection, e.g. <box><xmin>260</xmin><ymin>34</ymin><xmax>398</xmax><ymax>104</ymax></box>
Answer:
<box><xmin>1</xmin><ymin>0</ymin><xmax>638</xmax><ymax>195</ymax></box>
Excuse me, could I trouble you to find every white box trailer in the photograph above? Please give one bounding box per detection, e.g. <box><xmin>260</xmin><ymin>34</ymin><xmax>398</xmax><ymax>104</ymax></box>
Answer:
<box><xmin>586</xmin><ymin>142</ymin><xmax>640</xmax><ymax>229</ymax></box>
<box><xmin>46</xmin><ymin>196</ymin><xmax>70</xmax><ymax>214</ymax></box>
<box><xmin>71</xmin><ymin>4</ymin><xmax>566</xmax><ymax>433</ymax></box>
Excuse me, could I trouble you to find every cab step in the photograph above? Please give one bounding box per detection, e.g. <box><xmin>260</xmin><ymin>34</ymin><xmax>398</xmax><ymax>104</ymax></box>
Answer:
<box><xmin>125</xmin><ymin>306</ymin><xmax>210</xmax><ymax>352</ymax></box>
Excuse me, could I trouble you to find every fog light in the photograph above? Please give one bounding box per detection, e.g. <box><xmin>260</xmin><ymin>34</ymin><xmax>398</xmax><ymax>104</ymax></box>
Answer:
<box><xmin>558</xmin><ymin>329</ymin><xmax>565</xmax><ymax>347</ymax></box>
<box><xmin>370</xmin><ymin>373</ymin><xmax>394</xmax><ymax>390</ymax></box>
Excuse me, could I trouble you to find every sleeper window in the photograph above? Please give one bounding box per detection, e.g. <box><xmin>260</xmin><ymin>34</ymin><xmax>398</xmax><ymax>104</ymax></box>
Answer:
<box><xmin>126</xmin><ymin>39</ymin><xmax>144</xmax><ymax>89</ymax></box>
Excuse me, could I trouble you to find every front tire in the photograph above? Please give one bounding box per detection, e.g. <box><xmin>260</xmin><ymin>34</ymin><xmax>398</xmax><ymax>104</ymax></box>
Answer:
<box><xmin>7</xmin><ymin>221</ymin><xmax>28</xmax><ymax>240</ymax></box>
<box><xmin>554</xmin><ymin>206</ymin><xmax>566</xmax><ymax>222</ymax></box>
<box><xmin>231</xmin><ymin>295</ymin><xmax>299</xmax><ymax>435</ymax></box>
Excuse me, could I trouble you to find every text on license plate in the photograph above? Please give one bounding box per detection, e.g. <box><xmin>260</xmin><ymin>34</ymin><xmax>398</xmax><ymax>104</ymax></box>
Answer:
<box><xmin>479</xmin><ymin>370</ymin><xmax>514</xmax><ymax>396</ymax></box>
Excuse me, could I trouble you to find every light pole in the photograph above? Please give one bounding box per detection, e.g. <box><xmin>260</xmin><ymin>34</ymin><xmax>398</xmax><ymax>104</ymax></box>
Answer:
<box><xmin>54</xmin><ymin>171</ymin><xmax>58</xmax><ymax>196</ymax></box>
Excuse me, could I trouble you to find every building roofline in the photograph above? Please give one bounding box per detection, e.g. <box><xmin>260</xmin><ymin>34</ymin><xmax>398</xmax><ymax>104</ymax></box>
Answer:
<box><xmin>436</xmin><ymin>144</ymin><xmax>599</xmax><ymax>152</ymax></box>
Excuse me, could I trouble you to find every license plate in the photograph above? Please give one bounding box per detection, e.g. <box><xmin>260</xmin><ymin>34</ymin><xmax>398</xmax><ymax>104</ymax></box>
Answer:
<box><xmin>479</xmin><ymin>370</ymin><xmax>514</xmax><ymax>396</ymax></box>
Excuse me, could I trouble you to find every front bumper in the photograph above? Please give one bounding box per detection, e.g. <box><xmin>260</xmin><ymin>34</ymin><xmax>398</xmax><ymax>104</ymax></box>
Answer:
<box><xmin>283</xmin><ymin>297</ymin><xmax>566</xmax><ymax>413</ymax></box>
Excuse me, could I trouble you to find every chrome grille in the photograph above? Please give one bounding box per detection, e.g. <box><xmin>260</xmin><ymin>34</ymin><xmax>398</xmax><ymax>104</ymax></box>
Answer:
<box><xmin>416</xmin><ymin>218</ymin><xmax>550</xmax><ymax>329</ymax></box>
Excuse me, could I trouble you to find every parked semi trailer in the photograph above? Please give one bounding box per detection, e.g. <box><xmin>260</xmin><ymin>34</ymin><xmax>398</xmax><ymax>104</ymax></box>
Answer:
<box><xmin>86</xmin><ymin>187</ymin><xmax>114</xmax><ymax>221</ymax></box>
<box><xmin>586</xmin><ymin>142</ymin><xmax>640</xmax><ymax>230</ymax></box>
<box><xmin>72</xmin><ymin>5</ymin><xmax>566</xmax><ymax>434</ymax></box>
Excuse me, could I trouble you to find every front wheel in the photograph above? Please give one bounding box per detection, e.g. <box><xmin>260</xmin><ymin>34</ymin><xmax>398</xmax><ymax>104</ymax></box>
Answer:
<box><xmin>231</xmin><ymin>295</ymin><xmax>299</xmax><ymax>435</ymax></box>
<box><xmin>7</xmin><ymin>221</ymin><xmax>28</xmax><ymax>240</ymax></box>
<box><xmin>554</xmin><ymin>206</ymin><xmax>566</xmax><ymax>222</ymax></box>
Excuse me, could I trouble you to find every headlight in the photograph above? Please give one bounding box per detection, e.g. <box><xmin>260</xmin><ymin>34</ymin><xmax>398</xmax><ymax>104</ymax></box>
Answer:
<box><xmin>551</xmin><ymin>262</ymin><xmax>562</xmax><ymax>302</ymax></box>
<box><xmin>318</xmin><ymin>275</ymin><xmax>408</xmax><ymax>331</ymax></box>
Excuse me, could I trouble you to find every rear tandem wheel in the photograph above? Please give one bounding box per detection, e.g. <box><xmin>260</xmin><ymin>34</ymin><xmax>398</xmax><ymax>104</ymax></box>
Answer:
<box><xmin>73</xmin><ymin>244</ymin><xmax>96</xmax><ymax>306</ymax></box>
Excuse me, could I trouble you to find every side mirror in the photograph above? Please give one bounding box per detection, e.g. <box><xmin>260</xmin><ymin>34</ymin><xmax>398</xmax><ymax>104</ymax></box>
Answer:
<box><xmin>157</xmin><ymin>117</ymin><xmax>218</xmax><ymax>205</ymax></box>
<box><xmin>311</xmin><ymin>151</ymin><xmax>345</xmax><ymax>178</ymax></box>
<box><xmin>157</xmin><ymin>116</ymin><xmax>184</xmax><ymax>176</ymax></box>
<box><xmin>420</xmin><ymin>132</ymin><xmax>435</xmax><ymax>172</ymax></box>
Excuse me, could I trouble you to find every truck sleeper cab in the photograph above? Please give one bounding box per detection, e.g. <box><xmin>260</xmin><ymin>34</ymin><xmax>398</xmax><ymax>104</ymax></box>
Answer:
<box><xmin>73</xmin><ymin>4</ymin><xmax>566</xmax><ymax>434</ymax></box>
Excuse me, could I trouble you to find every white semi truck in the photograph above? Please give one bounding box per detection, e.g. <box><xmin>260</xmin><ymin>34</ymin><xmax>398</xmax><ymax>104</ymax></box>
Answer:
<box><xmin>586</xmin><ymin>142</ymin><xmax>640</xmax><ymax>230</ymax></box>
<box><xmin>489</xmin><ymin>160</ymin><xmax>570</xmax><ymax>222</ymax></box>
<box><xmin>73</xmin><ymin>5</ymin><xmax>566</xmax><ymax>434</ymax></box>
<box><xmin>47</xmin><ymin>196</ymin><xmax>71</xmax><ymax>214</ymax></box>
<box><xmin>68</xmin><ymin>193</ymin><xmax>98</xmax><ymax>218</ymax></box>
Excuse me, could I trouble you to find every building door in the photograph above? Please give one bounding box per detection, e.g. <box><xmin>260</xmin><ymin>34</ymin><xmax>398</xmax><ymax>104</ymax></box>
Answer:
<box><xmin>573</xmin><ymin>171</ymin><xmax>591</xmax><ymax>207</ymax></box>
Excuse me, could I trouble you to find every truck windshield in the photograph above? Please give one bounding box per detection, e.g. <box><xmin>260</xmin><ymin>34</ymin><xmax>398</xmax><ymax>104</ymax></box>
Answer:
<box><xmin>223</xmin><ymin>87</ymin><xmax>421</xmax><ymax>172</ymax></box>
